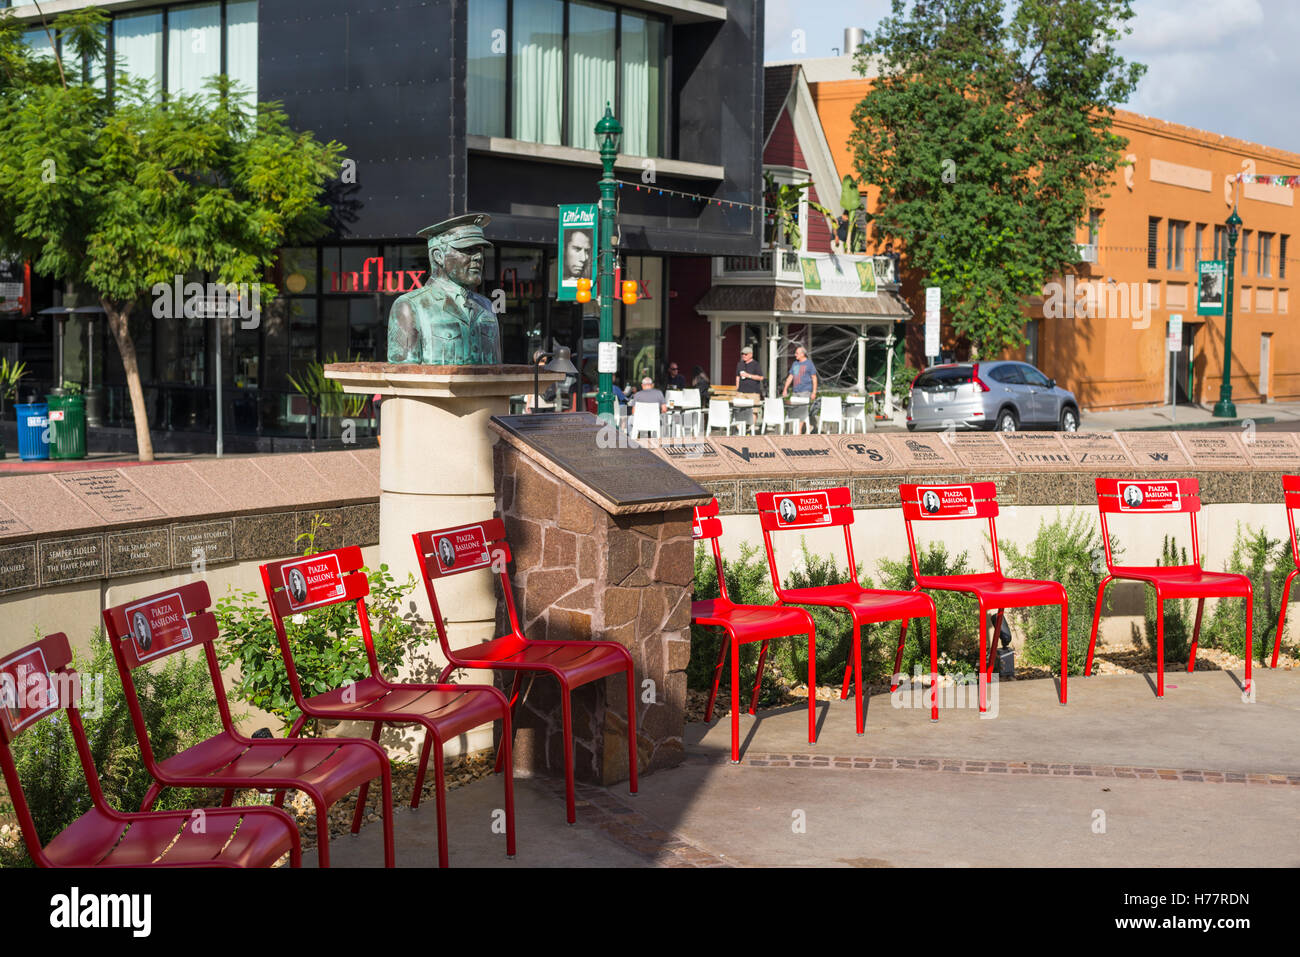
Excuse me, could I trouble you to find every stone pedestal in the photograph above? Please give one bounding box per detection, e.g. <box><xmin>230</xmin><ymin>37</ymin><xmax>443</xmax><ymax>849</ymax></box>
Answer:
<box><xmin>492</xmin><ymin>424</ymin><xmax>708</xmax><ymax>785</ymax></box>
<box><xmin>324</xmin><ymin>364</ymin><xmax>560</xmax><ymax>754</ymax></box>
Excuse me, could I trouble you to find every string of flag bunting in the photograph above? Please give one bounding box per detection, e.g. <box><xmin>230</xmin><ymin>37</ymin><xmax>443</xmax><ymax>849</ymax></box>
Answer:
<box><xmin>1235</xmin><ymin>173</ymin><xmax>1300</xmax><ymax>187</ymax></box>
<box><xmin>615</xmin><ymin>179</ymin><xmax>763</xmax><ymax>211</ymax></box>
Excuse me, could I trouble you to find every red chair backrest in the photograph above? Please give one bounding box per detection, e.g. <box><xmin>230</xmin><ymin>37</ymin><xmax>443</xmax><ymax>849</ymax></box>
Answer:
<box><xmin>755</xmin><ymin>486</ymin><xmax>858</xmax><ymax>594</ymax></box>
<box><xmin>1094</xmin><ymin>477</ymin><xmax>1202</xmax><ymax>570</ymax></box>
<box><xmin>258</xmin><ymin>546</ymin><xmax>375</xmax><ymax>706</ymax></box>
<box><xmin>692</xmin><ymin>499</ymin><xmax>728</xmax><ymax>600</ymax></box>
<box><xmin>413</xmin><ymin>518</ymin><xmax>518</xmax><ymax>655</ymax></box>
<box><xmin>1283</xmin><ymin>474</ymin><xmax>1300</xmax><ymax>566</ymax></box>
<box><xmin>102</xmin><ymin>580</ymin><xmax>236</xmax><ymax>767</ymax></box>
<box><xmin>0</xmin><ymin>633</ymin><xmax>113</xmax><ymax>867</ymax></box>
<box><xmin>898</xmin><ymin>482</ymin><xmax>1002</xmax><ymax>578</ymax></box>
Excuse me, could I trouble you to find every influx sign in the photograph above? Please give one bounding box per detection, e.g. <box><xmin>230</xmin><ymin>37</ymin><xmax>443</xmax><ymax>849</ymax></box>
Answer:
<box><xmin>330</xmin><ymin>257</ymin><xmax>427</xmax><ymax>293</ymax></box>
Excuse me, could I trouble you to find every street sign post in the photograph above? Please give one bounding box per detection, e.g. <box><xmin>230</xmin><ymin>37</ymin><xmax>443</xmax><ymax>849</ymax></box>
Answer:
<box><xmin>1168</xmin><ymin>313</ymin><xmax>1182</xmax><ymax>424</ymax></box>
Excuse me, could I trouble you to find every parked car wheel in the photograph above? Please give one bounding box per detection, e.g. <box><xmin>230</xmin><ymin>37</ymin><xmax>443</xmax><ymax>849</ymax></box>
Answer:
<box><xmin>995</xmin><ymin>408</ymin><xmax>1018</xmax><ymax>432</ymax></box>
<box><xmin>1060</xmin><ymin>406</ymin><xmax>1079</xmax><ymax>432</ymax></box>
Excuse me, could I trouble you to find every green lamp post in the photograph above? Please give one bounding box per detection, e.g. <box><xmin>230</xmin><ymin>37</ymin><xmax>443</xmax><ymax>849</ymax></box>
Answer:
<box><xmin>595</xmin><ymin>104</ymin><xmax>622</xmax><ymax>420</ymax></box>
<box><xmin>1213</xmin><ymin>207</ymin><xmax>1242</xmax><ymax>418</ymax></box>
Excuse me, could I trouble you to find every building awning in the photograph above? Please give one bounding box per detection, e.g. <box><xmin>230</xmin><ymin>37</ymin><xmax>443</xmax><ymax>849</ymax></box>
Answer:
<box><xmin>695</xmin><ymin>284</ymin><xmax>913</xmax><ymax>320</ymax></box>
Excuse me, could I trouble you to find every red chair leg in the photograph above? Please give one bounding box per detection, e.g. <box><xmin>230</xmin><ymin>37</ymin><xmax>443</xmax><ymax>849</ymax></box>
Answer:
<box><xmin>1273</xmin><ymin>570</ymin><xmax>1297</xmax><ymax>669</ymax></box>
<box><xmin>927</xmin><ymin>611</ymin><xmax>938</xmax><ymax>722</ymax></box>
<box><xmin>494</xmin><ymin>672</ymin><xmax>524</xmax><ymax>775</ymax></box>
<box><xmin>411</xmin><ymin>726</ymin><xmax>435</xmax><ymax>810</ymax></box>
<box><xmin>560</xmin><ymin>684</ymin><xmax>576</xmax><ymax>823</ymax></box>
<box><xmin>380</xmin><ymin>761</ymin><xmax>395</xmax><ymax>868</ymax></box>
<box><xmin>840</xmin><ymin>655</ymin><xmax>854</xmax><ymax>701</ymax></box>
<box><xmin>749</xmin><ymin>640</ymin><xmax>770</xmax><ymax>715</ymax></box>
<box><xmin>852</xmin><ymin>617</ymin><xmax>864</xmax><ymax>736</ymax></box>
<box><xmin>624</xmin><ymin>662</ymin><xmax>638</xmax><ymax>795</ymax></box>
<box><xmin>311</xmin><ymin>792</ymin><xmax>330</xmax><ymax>868</ymax></box>
<box><xmin>890</xmin><ymin>618</ymin><xmax>907</xmax><ymax>692</ymax></box>
<box><xmin>433</xmin><ymin>737</ymin><xmax>449</xmax><ymax>867</ymax></box>
<box><xmin>353</xmin><ymin>722</ymin><xmax>383</xmax><ymax>831</ymax></box>
<box><xmin>806</xmin><ymin>625</ymin><xmax>817</xmax><ymax>745</ymax></box>
<box><xmin>1086</xmin><ymin>576</ymin><xmax>1113</xmax><ymax>677</ymax></box>
<box><xmin>1188</xmin><ymin>598</ymin><xmax>1205</xmax><ymax>672</ymax></box>
<box><xmin>730</xmin><ymin>633</ymin><xmax>741</xmax><ymax>763</ymax></box>
<box><xmin>1059</xmin><ymin>598</ymin><xmax>1069</xmax><ymax>705</ymax></box>
<box><xmin>140</xmin><ymin>780</ymin><xmax>162</xmax><ymax>813</ymax></box>
<box><xmin>977</xmin><ymin>600</ymin><xmax>988</xmax><ymax>713</ymax></box>
<box><xmin>706</xmin><ymin>633</ymin><xmax>728</xmax><ymax>722</ymax></box>
<box><xmin>989</xmin><ymin>609</ymin><xmax>1005</xmax><ymax>679</ymax></box>
<box><xmin>500</xmin><ymin>704</ymin><xmax>517</xmax><ymax>858</ymax></box>
<box><xmin>1155</xmin><ymin>596</ymin><xmax>1165</xmax><ymax>698</ymax></box>
<box><xmin>221</xmin><ymin>789</ymin><xmax>235</xmax><ymax>807</ymax></box>
<box><xmin>1244</xmin><ymin>589</ymin><xmax>1254</xmax><ymax>698</ymax></box>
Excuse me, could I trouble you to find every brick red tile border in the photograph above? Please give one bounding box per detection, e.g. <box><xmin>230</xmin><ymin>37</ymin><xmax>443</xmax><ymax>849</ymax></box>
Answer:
<box><xmin>704</xmin><ymin>752</ymin><xmax>1300</xmax><ymax>786</ymax></box>
<box><xmin>533</xmin><ymin>777</ymin><xmax>731</xmax><ymax>867</ymax></box>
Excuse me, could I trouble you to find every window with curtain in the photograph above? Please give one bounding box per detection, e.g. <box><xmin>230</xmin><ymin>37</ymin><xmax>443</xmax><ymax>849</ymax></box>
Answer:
<box><xmin>620</xmin><ymin>11</ymin><xmax>663</xmax><ymax>157</ymax></box>
<box><xmin>468</xmin><ymin>0</ymin><xmax>507</xmax><ymax>136</ymax></box>
<box><xmin>226</xmin><ymin>0</ymin><xmax>259</xmax><ymax>106</ymax></box>
<box><xmin>567</xmin><ymin>2</ymin><xmax>615</xmax><ymax>151</ymax></box>
<box><xmin>167</xmin><ymin>2</ymin><xmax>221</xmax><ymax>98</ymax></box>
<box><xmin>512</xmin><ymin>0</ymin><xmax>563</xmax><ymax>146</ymax></box>
<box><xmin>113</xmin><ymin>11</ymin><xmax>163</xmax><ymax>96</ymax></box>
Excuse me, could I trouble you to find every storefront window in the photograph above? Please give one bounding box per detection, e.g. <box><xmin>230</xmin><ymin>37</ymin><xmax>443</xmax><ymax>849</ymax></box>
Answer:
<box><xmin>620</xmin><ymin>256</ymin><xmax>662</xmax><ymax>388</ymax></box>
<box><xmin>568</xmin><ymin>2</ymin><xmax>615</xmax><ymax>150</ymax></box>
<box><xmin>468</xmin><ymin>0</ymin><xmax>507</xmax><ymax>137</ymax></box>
<box><xmin>113</xmin><ymin>11</ymin><xmax>163</xmax><ymax>96</ymax></box>
<box><xmin>620</xmin><ymin>12</ymin><xmax>663</xmax><ymax>156</ymax></box>
<box><xmin>491</xmin><ymin>246</ymin><xmax>547</xmax><ymax>364</ymax></box>
<box><xmin>512</xmin><ymin>0</ymin><xmax>564</xmax><ymax>146</ymax></box>
<box><xmin>167</xmin><ymin>3</ymin><xmax>221</xmax><ymax>97</ymax></box>
<box><xmin>226</xmin><ymin>0</ymin><xmax>258</xmax><ymax>105</ymax></box>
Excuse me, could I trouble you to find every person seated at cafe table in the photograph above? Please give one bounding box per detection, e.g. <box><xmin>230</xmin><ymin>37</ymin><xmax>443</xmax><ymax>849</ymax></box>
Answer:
<box><xmin>735</xmin><ymin>345</ymin><xmax>764</xmax><ymax>397</ymax></box>
<box><xmin>631</xmin><ymin>376</ymin><xmax>667</xmax><ymax>413</ymax></box>
<box><xmin>664</xmin><ymin>362</ymin><xmax>687</xmax><ymax>389</ymax></box>
<box><xmin>781</xmin><ymin>344</ymin><xmax>818</xmax><ymax>434</ymax></box>
<box><xmin>692</xmin><ymin>365</ymin><xmax>711</xmax><ymax>394</ymax></box>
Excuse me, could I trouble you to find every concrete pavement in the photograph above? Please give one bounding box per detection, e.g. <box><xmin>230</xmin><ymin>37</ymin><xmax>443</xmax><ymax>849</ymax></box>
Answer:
<box><xmin>316</xmin><ymin>669</ymin><xmax>1300</xmax><ymax>867</ymax></box>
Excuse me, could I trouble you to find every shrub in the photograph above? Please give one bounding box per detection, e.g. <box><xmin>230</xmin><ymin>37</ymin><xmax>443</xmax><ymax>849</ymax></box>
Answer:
<box><xmin>780</xmin><ymin>539</ymin><xmax>872</xmax><ymax>690</ymax></box>
<box><xmin>1204</xmin><ymin>523</ymin><xmax>1292</xmax><ymax>661</ymax></box>
<box><xmin>1</xmin><ymin>628</ymin><xmax>228</xmax><ymax>867</ymax></box>
<box><xmin>878</xmin><ymin>541</ymin><xmax>982</xmax><ymax>676</ymax></box>
<box><xmin>1142</xmin><ymin>536</ymin><xmax>1194</xmax><ymax>663</ymax></box>
<box><xmin>1000</xmin><ymin>509</ymin><xmax>1118</xmax><ymax>675</ymax></box>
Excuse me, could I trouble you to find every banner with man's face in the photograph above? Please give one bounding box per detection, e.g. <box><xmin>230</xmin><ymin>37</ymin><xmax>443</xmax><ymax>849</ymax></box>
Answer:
<box><xmin>556</xmin><ymin>204</ymin><xmax>598</xmax><ymax>301</ymax></box>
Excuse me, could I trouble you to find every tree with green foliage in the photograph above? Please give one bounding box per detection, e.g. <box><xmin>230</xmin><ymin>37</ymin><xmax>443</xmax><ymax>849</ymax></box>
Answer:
<box><xmin>0</xmin><ymin>8</ymin><xmax>344</xmax><ymax>460</ymax></box>
<box><xmin>848</xmin><ymin>0</ymin><xmax>1145</xmax><ymax>357</ymax></box>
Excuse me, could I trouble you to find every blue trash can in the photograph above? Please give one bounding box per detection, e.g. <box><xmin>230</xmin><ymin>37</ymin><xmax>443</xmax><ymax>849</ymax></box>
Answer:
<box><xmin>16</xmin><ymin>403</ymin><xmax>50</xmax><ymax>461</ymax></box>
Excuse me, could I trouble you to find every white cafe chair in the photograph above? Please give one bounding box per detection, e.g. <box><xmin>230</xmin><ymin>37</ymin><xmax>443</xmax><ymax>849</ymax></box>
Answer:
<box><xmin>761</xmin><ymin>397</ymin><xmax>786</xmax><ymax>434</ymax></box>
<box><xmin>707</xmin><ymin>398</ymin><xmax>739</xmax><ymax>435</ymax></box>
<box><xmin>679</xmin><ymin>389</ymin><xmax>703</xmax><ymax>437</ymax></box>
<box><xmin>819</xmin><ymin>396</ymin><xmax>844</xmax><ymax>434</ymax></box>
<box><xmin>631</xmin><ymin>400</ymin><xmax>662</xmax><ymax>439</ymax></box>
<box><xmin>843</xmin><ymin>395</ymin><xmax>868</xmax><ymax>433</ymax></box>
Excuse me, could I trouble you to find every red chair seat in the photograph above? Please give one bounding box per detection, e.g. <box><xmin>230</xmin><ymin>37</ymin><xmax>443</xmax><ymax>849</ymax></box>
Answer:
<box><xmin>692</xmin><ymin>598</ymin><xmax>814</xmax><ymax>640</ymax></box>
<box><xmin>452</xmin><ymin>637</ymin><xmax>632</xmax><ymax>688</ymax></box>
<box><xmin>780</xmin><ymin>583</ymin><xmax>935</xmax><ymax>621</ymax></box>
<box><xmin>1107</xmin><ymin>566</ymin><xmax>1251</xmax><ymax>599</ymax></box>
<box><xmin>916</xmin><ymin>572</ymin><xmax>1066</xmax><ymax>607</ymax></box>
<box><xmin>45</xmin><ymin>807</ymin><xmax>295</xmax><ymax>868</ymax></box>
<box><xmin>302</xmin><ymin>677</ymin><xmax>507</xmax><ymax>741</ymax></box>
<box><xmin>157</xmin><ymin>732</ymin><xmax>384</xmax><ymax>807</ymax></box>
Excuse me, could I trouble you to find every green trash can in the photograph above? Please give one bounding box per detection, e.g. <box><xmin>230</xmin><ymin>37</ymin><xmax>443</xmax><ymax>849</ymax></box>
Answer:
<box><xmin>46</xmin><ymin>394</ymin><xmax>87</xmax><ymax>460</ymax></box>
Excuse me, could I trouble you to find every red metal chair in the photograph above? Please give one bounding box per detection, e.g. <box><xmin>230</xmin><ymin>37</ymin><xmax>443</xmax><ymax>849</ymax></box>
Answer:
<box><xmin>1088</xmin><ymin>477</ymin><xmax>1253</xmax><ymax>697</ymax></box>
<box><xmin>900</xmin><ymin>481</ymin><xmax>1069</xmax><ymax>712</ymax></box>
<box><xmin>0</xmin><ymin>631</ymin><xmax>301</xmax><ymax>868</ymax></box>
<box><xmin>756</xmin><ymin>486</ymin><xmax>938</xmax><ymax>731</ymax></box>
<box><xmin>413</xmin><ymin>519</ymin><xmax>638</xmax><ymax>825</ymax></box>
<box><xmin>260</xmin><ymin>546</ymin><xmax>515</xmax><ymax>868</ymax></box>
<box><xmin>102</xmin><ymin>581</ymin><xmax>395</xmax><ymax>868</ymax></box>
<box><xmin>692</xmin><ymin>499</ymin><xmax>818</xmax><ymax>762</ymax></box>
<box><xmin>1270</xmin><ymin>474</ymin><xmax>1300</xmax><ymax>669</ymax></box>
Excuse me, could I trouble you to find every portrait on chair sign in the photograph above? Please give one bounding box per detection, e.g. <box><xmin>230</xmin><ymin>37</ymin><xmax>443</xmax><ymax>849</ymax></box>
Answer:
<box><xmin>288</xmin><ymin>568</ymin><xmax>308</xmax><ymax>604</ymax></box>
<box><xmin>922</xmin><ymin>490</ymin><xmax>942</xmax><ymax>514</ymax></box>
<box><xmin>438</xmin><ymin>537</ymin><xmax>457</xmax><ymax>569</ymax></box>
<box><xmin>778</xmin><ymin>497</ymin><xmax>798</xmax><ymax>523</ymax></box>
<box><xmin>132</xmin><ymin>611</ymin><xmax>153</xmax><ymax>651</ymax></box>
<box><xmin>1122</xmin><ymin>484</ymin><xmax>1144</xmax><ymax>508</ymax></box>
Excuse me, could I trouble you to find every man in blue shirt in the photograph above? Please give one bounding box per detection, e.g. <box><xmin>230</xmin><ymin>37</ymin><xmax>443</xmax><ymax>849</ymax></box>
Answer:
<box><xmin>781</xmin><ymin>345</ymin><xmax>818</xmax><ymax>434</ymax></box>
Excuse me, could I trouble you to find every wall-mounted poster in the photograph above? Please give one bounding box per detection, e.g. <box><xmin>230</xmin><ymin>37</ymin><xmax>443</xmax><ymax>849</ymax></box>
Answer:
<box><xmin>556</xmin><ymin>204</ymin><xmax>598</xmax><ymax>301</ymax></box>
<box><xmin>1197</xmin><ymin>260</ymin><xmax>1225</xmax><ymax>316</ymax></box>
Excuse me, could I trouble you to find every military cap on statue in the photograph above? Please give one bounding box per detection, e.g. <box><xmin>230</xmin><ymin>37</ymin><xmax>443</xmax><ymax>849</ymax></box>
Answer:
<box><xmin>418</xmin><ymin>214</ymin><xmax>493</xmax><ymax>252</ymax></box>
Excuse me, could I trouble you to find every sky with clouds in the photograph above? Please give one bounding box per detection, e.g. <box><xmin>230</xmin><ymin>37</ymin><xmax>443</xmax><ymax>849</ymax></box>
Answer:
<box><xmin>764</xmin><ymin>0</ymin><xmax>1300</xmax><ymax>154</ymax></box>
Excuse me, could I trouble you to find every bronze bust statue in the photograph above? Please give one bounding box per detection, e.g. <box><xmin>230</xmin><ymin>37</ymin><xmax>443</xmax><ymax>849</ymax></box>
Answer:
<box><xmin>387</xmin><ymin>213</ymin><xmax>502</xmax><ymax>365</ymax></box>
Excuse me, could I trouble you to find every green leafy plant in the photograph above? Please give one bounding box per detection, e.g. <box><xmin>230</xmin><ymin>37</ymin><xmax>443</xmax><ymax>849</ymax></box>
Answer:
<box><xmin>287</xmin><ymin>353</ymin><xmax>367</xmax><ymax>422</ymax></box>
<box><xmin>878</xmin><ymin>541</ymin><xmax>982</xmax><ymax>675</ymax></box>
<box><xmin>214</xmin><ymin>528</ymin><xmax>423</xmax><ymax>730</ymax></box>
<box><xmin>1205</xmin><ymin>524</ymin><xmax>1293</xmax><ymax>661</ymax></box>
<box><xmin>763</xmin><ymin>172</ymin><xmax>815</xmax><ymax>250</ymax></box>
<box><xmin>1142</xmin><ymin>536</ymin><xmax>1194</xmax><ymax>664</ymax></box>
<box><xmin>0</xmin><ymin>627</ymin><xmax>228</xmax><ymax>867</ymax></box>
<box><xmin>1000</xmin><ymin>509</ymin><xmax>1120</xmax><ymax>675</ymax></box>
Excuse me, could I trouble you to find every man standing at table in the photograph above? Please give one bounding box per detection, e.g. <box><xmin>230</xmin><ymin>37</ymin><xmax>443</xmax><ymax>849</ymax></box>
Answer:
<box><xmin>735</xmin><ymin>345</ymin><xmax>764</xmax><ymax>397</ymax></box>
<box><xmin>781</xmin><ymin>344</ymin><xmax>818</xmax><ymax>434</ymax></box>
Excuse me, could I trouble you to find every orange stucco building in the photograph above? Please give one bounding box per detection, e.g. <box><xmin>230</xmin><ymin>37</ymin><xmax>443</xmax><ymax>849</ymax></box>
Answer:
<box><xmin>793</xmin><ymin>55</ymin><xmax>1299</xmax><ymax>410</ymax></box>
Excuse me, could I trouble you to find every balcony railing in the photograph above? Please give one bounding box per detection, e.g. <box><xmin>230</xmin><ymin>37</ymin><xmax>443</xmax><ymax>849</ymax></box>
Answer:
<box><xmin>715</xmin><ymin>251</ymin><xmax>898</xmax><ymax>287</ymax></box>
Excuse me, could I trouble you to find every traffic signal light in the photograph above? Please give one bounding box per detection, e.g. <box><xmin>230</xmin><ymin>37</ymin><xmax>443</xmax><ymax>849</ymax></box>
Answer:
<box><xmin>621</xmin><ymin>279</ymin><xmax>638</xmax><ymax>305</ymax></box>
<box><xmin>576</xmin><ymin>277</ymin><xmax>592</xmax><ymax>303</ymax></box>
